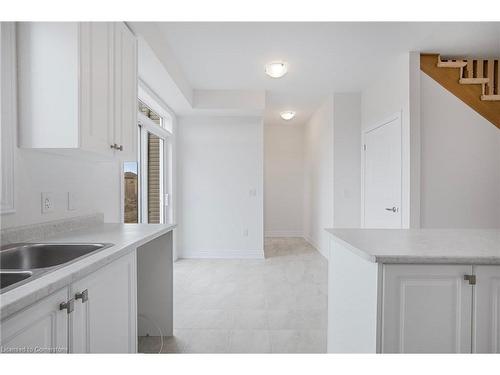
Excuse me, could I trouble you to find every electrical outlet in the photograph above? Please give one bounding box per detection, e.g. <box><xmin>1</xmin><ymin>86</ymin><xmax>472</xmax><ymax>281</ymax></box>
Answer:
<box><xmin>41</xmin><ymin>192</ymin><xmax>55</xmax><ymax>214</ymax></box>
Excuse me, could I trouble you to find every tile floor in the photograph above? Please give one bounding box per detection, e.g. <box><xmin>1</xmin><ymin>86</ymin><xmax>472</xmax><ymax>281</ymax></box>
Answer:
<box><xmin>138</xmin><ymin>237</ymin><xmax>328</xmax><ymax>353</ymax></box>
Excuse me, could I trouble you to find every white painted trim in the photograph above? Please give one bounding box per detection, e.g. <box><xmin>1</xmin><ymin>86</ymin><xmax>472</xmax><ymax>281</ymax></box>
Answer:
<box><xmin>361</xmin><ymin>111</ymin><xmax>403</xmax><ymax>229</ymax></box>
<box><xmin>1</xmin><ymin>23</ymin><xmax>16</xmax><ymax>215</ymax></box>
<box><xmin>408</xmin><ymin>51</ymin><xmax>422</xmax><ymax>229</ymax></box>
<box><xmin>180</xmin><ymin>249</ymin><xmax>265</xmax><ymax>260</ymax></box>
<box><xmin>138</xmin><ymin>79</ymin><xmax>175</xmax><ymax>125</ymax></box>
<box><xmin>303</xmin><ymin>234</ymin><xmax>329</xmax><ymax>260</ymax></box>
<box><xmin>264</xmin><ymin>231</ymin><xmax>303</xmax><ymax>238</ymax></box>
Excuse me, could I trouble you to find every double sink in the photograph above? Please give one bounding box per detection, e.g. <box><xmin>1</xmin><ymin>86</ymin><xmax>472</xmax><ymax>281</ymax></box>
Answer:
<box><xmin>0</xmin><ymin>243</ymin><xmax>113</xmax><ymax>293</ymax></box>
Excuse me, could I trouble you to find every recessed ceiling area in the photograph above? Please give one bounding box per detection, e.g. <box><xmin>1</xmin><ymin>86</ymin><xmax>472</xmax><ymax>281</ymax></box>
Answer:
<box><xmin>155</xmin><ymin>22</ymin><xmax>500</xmax><ymax>125</ymax></box>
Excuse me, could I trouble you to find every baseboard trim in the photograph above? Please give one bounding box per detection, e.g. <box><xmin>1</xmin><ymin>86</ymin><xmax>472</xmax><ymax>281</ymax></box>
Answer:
<box><xmin>265</xmin><ymin>231</ymin><xmax>304</xmax><ymax>238</ymax></box>
<box><xmin>303</xmin><ymin>235</ymin><xmax>328</xmax><ymax>260</ymax></box>
<box><xmin>179</xmin><ymin>249</ymin><xmax>265</xmax><ymax>259</ymax></box>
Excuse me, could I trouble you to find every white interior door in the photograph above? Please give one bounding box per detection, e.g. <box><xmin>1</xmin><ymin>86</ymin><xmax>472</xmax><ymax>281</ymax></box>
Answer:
<box><xmin>363</xmin><ymin>114</ymin><xmax>402</xmax><ymax>228</ymax></box>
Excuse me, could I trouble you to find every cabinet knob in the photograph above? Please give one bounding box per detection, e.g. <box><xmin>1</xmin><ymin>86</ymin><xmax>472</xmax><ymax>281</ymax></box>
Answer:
<box><xmin>59</xmin><ymin>298</ymin><xmax>75</xmax><ymax>314</ymax></box>
<box><xmin>110</xmin><ymin>143</ymin><xmax>117</xmax><ymax>149</ymax></box>
<box><xmin>75</xmin><ymin>289</ymin><xmax>89</xmax><ymax>303</ymax></box>
<box><xmin>117</xmin><ymin>145</ymin><xmax>123</xmax><ymax>151</ymax></box>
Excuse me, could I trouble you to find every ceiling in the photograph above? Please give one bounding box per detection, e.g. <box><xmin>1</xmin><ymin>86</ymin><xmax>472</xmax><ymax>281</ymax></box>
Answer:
<box><xmin>156</xmin><ymin>22</ymin><xmax>500</xmax><ymax>125</ymax></box>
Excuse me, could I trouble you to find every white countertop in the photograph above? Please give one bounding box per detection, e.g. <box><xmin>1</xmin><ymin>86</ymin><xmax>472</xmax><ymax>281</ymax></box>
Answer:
<box><xmin>326</xmin><ymin>228</ymin><xmax>500</xmax><ymax>264</ymax></box>
<box><xmin>1</xmin><ymin>223</ymin><xmax>176</xmax><ymax>319</ymax></box>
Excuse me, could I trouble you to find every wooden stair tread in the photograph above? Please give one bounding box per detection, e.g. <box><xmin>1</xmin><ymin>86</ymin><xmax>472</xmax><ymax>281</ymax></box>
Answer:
<box><xmin>437</xmin><ymin>58</ymin><xmax>467</xmax><ymax>68</ymax></box>
<box><xmin>421</xmin><ymin>54</ymin><xmax>500</xmax><ymax>130</ymax></box>
<box><xmin>459</xmin><ymin>78</ymin><xmax>489</xmax><ymax>84</ymax></box>
<box><xmin>481</xmin><ymin>95</ymin><xmax>500</xmax><ymax>101</ymax></box>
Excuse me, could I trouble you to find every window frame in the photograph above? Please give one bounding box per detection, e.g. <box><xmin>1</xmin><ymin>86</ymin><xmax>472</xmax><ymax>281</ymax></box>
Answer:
<box><xmin>135</xmin><ymin>79</ymin><xmax>175</xmax><ymax>225</ymax></box>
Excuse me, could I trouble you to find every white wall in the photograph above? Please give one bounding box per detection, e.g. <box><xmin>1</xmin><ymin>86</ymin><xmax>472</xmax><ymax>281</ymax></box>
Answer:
<box><xmin>2</xmin><ymin>150</ymin><xmax>121</xmax><ymax>229</ymax></box>
<box><xmin>264</xmin><ymin>123</ymin><xmax>304</xmax><ymax>237</ymax></box>
<box><xmin>361</xmin><ymin>52</ymin><xmax>414</xmax><ymax>228</ymax></box>
<box><xmin>333</xmin><ymin>93</ymin><xmax>362</xmax><ymax>228</ymax></box>
<box><xmin>420</xmin><ymin>73</ymin><xmax>500</xmax><ymax>228</ymax></box>
<box><xmin>303</xmin><ymin>93</ymin><xmax>362</xmax><ymax>257</ymax></box>
<box><xmin>303</xmin><ymin>95</ymin><xmax>334</xmax><ymax>258</ymax></box>
<box><xmin>177</xmin><ymin>116</ymin><xmax>264</xmax><ymax>258</ymax></box>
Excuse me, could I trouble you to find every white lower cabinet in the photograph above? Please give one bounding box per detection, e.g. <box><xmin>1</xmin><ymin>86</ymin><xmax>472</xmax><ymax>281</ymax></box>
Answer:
<box><xmin>382</xmin><ymin>264</ymin><xmax>500</xmax><ymax>353</ymax></box>
<box><xmin>473</xmin><ymin>265</ymin><xmax>500</xmax><ymax>353</ymax></box>
<box><xmin>0</xmin><ymin>252</ymin><xmax>137</xmax><ymax>353</ymax></box>
<box><xmin>0</xmin><ymin>288</ymin><xmax>69</xmax><ymax>353</ymax></box>
<box><xmin>71</xmin><ymin>252</ymin><xmax>137</xmax><ymax>353</ymax></box>
<box><xmin>382</xmin><ymin>265</ymin><xmax>473</xmax><ymax>353</ymax></box>
<box><xmin>327</xmin><ymin>240</ymin><xmax>500</xmax><ymax>353</ymax></box>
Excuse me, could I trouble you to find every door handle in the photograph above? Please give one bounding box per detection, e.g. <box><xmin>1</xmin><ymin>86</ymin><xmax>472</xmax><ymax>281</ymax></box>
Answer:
<box><xmin>385</xmin><ymin>207</ymin><xmax>398</xmax><ymax>213</ymax></box>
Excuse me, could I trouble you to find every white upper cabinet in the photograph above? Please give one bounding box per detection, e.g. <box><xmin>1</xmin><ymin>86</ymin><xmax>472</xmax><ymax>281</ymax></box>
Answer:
<box><xmin>113</xmin><ymin>22</ymin><xmax>138</xmax><ymax>161</ymax></box>
<box><xmin>17</xmin><ymin>22</ymin><xmax>137</xmax><ymax>160</ymax></box>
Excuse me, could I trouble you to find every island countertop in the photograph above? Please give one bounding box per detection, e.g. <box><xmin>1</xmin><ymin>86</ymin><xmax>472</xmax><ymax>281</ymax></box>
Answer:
<box><xmin>326</xmin><ymin>228</ymin><xmax>500</xmax><ymax>264</ymax></box>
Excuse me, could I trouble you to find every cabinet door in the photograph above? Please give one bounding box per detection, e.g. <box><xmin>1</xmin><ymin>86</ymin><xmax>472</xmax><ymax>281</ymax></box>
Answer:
<box><xmin>0</xmin><ymin>288</ymin><xmax>69</xmax><ymax>353</ymax></box>
<box><xmin>113</xmin><ymin>22</ymin><xmax>138</xmax><ymax>161</ymax></box>
<box><xmin>473</xmin><ymin>265</ymin><xmax>500</xmax><ymax>353</ymax></box>
<box><xmin>79</xmin><ymin>22</ymin><xmax>115</xmax><ymax>156</ymax></box>
<box><xmin>382</xmin><ymin>264</ymin><xmax>472</xmax><ymax>353</ymax></box>
<box><xmin>70</xmin><ymin>251</ymin><xmax>137</xmax><ymax>353</ymax></box>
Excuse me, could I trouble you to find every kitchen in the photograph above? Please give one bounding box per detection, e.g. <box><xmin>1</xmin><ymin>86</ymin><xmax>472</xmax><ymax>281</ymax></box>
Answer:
<box><xmin>1</xmin><ymin>6</ymin><xmax>500</xmax><ymax>371</ymax></box>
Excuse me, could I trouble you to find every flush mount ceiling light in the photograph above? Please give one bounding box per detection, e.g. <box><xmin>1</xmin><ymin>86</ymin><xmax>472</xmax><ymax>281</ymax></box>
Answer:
<box><xmin>280</xmin><ymin>111</ymin><xmax>296</xmax><ymax>121</ymax></box>
<box><xmin>265</xmin><ymin>61</ymin><xmax>288</xmax><ymax>78</ymax></box>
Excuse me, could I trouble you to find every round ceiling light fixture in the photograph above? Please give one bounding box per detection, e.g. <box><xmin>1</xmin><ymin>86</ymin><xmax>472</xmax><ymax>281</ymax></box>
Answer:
<box><xmin>265</xmin><ymin>61</ymin><xmax>288</xmax><ymax>78</ymax></box>
<box><xmin>280</xmin><ymin>111</ymin><xmax>296</xmax><ymax>121</ymax></box>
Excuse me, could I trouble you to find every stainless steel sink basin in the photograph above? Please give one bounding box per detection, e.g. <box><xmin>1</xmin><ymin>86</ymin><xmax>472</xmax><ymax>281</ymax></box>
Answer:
<box><xmin>0</xmin><ymin>242</ymin><xmax>113</xmax><ymax>292</ymax></box>
<box><xmin>0</xmin><ymin>271</ymin><xmax>33</xmax><ymax>289</ymax></box>
<box><xmin>0</xmin><ymin>243</ymin><xmax>109</xmax><ymax>270</ymax></box>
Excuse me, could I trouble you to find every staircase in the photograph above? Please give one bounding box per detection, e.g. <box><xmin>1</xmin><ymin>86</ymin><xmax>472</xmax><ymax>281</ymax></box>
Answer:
<box><xmin>420</xmin><ymin>54</ymin><xmax>500</xmax><ymax>129</ymax></box>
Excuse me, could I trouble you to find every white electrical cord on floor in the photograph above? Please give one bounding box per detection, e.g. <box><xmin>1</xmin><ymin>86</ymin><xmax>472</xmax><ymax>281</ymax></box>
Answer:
<box><xmin>138</xmin><ymin>314</ymin><xmax>164</xmax><ymax>353</ymax></box>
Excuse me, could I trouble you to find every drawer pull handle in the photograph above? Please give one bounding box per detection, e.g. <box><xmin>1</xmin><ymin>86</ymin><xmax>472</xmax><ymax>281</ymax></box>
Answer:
<box><xmin>59</xmin><ymin>298</ymin><xmax>75</xmax><ymax>314</ymax></box>
<box><xmin>75</xmin><ymin>289</ymin><xmax>89</xmax><ymax>303</ymax></box>
<box><xmin>464</xmin><ymin>274</ymin><xmax>476</xmax><ymax>285</ymax></box>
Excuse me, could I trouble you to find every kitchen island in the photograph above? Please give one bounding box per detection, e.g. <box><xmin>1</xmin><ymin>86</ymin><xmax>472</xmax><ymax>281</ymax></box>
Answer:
<box><xmin>326</xmin><ymin>228</ymin><xmax>500</xmax><ymax>354</ymax></box>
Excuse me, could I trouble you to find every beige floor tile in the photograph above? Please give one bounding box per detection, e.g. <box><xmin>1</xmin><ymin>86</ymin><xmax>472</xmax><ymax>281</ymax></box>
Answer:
<box><xmin>177</xmin><ymin>329</ymin><xmax>231</xmax><ymax>353</ymax></box>
<box><xmin>140</xmin><ymin>237</ymin><xmax>328</xmax><ymax>354</ymax></box>
<box><xmin>229</xmin><ymin>329</ymin><xmax>271</xmax><ymax>353</ymax></box>
<box><xmin>270</xmin><ymin>330</ymin><xmax>326</xmax><ymax>353</ymax></box>
<box><xmin>231</xmin><ymin>309</ymin><xmax>269</xmax><ymax>329</ymax></box>
<box><xmin>174</xmin><ymin>309</ymin><xmax>234</xmax><ymax>329</ymax></box>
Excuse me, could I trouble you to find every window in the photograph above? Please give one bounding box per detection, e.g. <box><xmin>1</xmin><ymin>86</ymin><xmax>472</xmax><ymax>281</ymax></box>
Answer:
<box><xmin>123</xmin><ymin>83</ymin><xmax>174</xmax><ymax>225</ymax></box>
<box><xmin>123</xmin><ymin>162</ymin><xmax>139</xmax><ymax>223</ymax></box>
<box><xmin>138</xmin><ymin>100</ymin><xmax>162</xmax><ymax>127</ymax></box>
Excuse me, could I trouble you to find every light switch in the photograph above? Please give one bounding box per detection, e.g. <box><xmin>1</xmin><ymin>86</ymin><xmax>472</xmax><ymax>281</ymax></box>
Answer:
<box><xmin>41</xmin><ymin>192</ymin><xmax>54</xmax><ymax>214</ymax></box>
